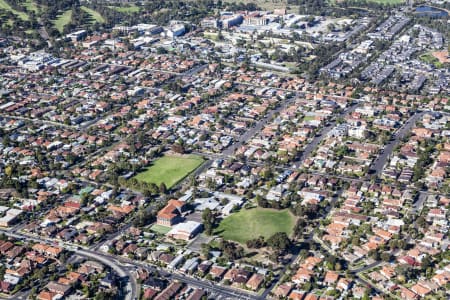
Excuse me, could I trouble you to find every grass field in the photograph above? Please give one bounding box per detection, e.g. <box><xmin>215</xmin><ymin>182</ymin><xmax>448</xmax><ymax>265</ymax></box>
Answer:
<box><xmin>224</xmin><ymin>0</ymin><xmax>299</xmax><ymax>13</ymax></box>
<box><xmin>330</xmin><ymin>0</ymin><xmax>404</xmax><ymax>4</ymax></box>
<box><xmin>204</xmin><ymin>32</ymin><xmax>219</xmax><ymax>40</ymax></box>
<box><xmin>365</xmin><ymin>0</ymin><xmax>404</xmax><ymax>3</ymax></box>
<box><xmin>420</xmin><ymin>53</ymin><xmax>444</xmax><ymax>68</ymax></box>
<box><xmin>303</xmin><ymin>116</ymin><xmax>317</xmax><ymax>122</ymax></box>
<box><xmin>215</xmin><ymin>208</ymin><xmax>296</xmax><ymax>244</ymax></box>
<box><xmin>53</xmin><ymin>9</ymin><xmax>72</xmax><ymax>33</ymax></box>
<box><xmin>22</xmin><ymin>0</ymin><xmax>39</xmax><ymax>13</ymax></box>
<box><xmin>134</xmin><ymin>155</ymin><xmax>204</xmax><ymax>189</ymax></box>
<box><xmin>0</xmin><ymin>0</ymin><xmax>29</xmax><ymax>20</ymax></box>
<box><xmin>81</xmin><ymin>6</ymin><xmax>105</xmax><ymax>23</ymax></box>
<box><xmin>108</xmin><ymin>5</ymin><xmax>141</xmax><ymax>13</ymax></box>
<box><xmin>150</xmin><ymin>224</ymin><xmax>171</xmax><ymax>234</ymax></box>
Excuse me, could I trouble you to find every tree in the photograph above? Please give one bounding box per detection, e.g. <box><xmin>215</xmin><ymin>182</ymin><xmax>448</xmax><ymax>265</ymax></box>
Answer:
<box><xmin>143</xmin><ymin>189</ymin><xmax>152</xmax><ymax>198</ymax></box>
<box><xmin>381</xmin><ymin>252</ymin><xmax>392</xmax><ymax>262</ymax></box>
<box><xmin>4</xmin><ymin>166</ymin><xmax>13</xmax><ymax>177</ymax></box>
<box><xmin>159</xmin><ymin>182</ymin><xmax>167</xmax><ymax>194</ymax></box>
<box><xmin>421</xmin><ymin>255</ymin><xmax>432</xmax><ymax>271</ymax></box>
<box><xmin>171</xmin><ymin>143</ymin><xmax>185</xmax><ymax>154</ymax></box>
<box><xmin>156</xmin><ymin>46</ymin><xmax>168</xmax><ymax>54</ymax></box>
<box><xmin>202</xmin><ymin>208</ymin><xmax>215</xmax><ymax>235</ymax></box>
<box><xmin>246</xmin><ymin>236</ymin><xmax>266</xmax><ymax>249</ymax></box>
<box><xmin>2</xmin><ymin>135</ymin><xmax>10</xmax><ymax>146</ymax></box>
<box><xmin>95</xmin><ymin>289</ymin><xmax>118</xmax><ymax>300</ymax></box>
<box><xmin>267</xmin><ymin>232</ymin><xmax>291</xmax><ymax>253</ymax></box>
<box><xmin>396</xmin><ymin>264</ymin><xmax>416</xmax><ymax>282</ymax></box>
<box><xmin>397</xmin><ymin>239</ymin><xmax>407</xmax><ymax>250</ymax></box>
<box><xmin>219</xmin><ymin>240</ymin><xmax>244</xmax><ymax>260</ymax></box>
<box><xmin>368</xmin><ymin>249</ymin><xmax>380</xmax><ymax>260</ymax></box>
<box><xmin>201</xmin><ymin>243</ymin><xmax>211</xmax><ymax>259</ymax></box>
<box><xmin>362</xmin><ymin>290</ymin><xmax>371</xmax><ymax>300</ymax></box>
<box><xmin>30</xmin><ymin>287</ymin><xmax>37</xmax><ymax>298</ymax></box>
<box><xmin>293</xmin><ymin>218</ymin><xmax>306</xmax><ymax>239</ymax></box>
<box><xmin>133</xmin><ymin>209</ymin><xmax>155</xmax><ymax>227</ymax></box>
<box><xmin>416</xmin><ymin>216</ymin><xmax>427</xmax><ymax>228</ymax></box>
<box><xmin>256</xmin><ymin>194</ymin><xmax>269</xmax><ymax>208</ymax></box>
<box><xmin>0</xmin><ymin>265</ymin><xmax>5</xmax><ymax>280</ymax></box>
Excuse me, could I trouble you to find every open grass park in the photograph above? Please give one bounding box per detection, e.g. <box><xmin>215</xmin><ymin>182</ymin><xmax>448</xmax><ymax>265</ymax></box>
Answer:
<box><xmin>81</xmin><ymin>6</ymin><xmax>105</xmax><ymax>23</ymax></box>
<box><xmin>214</xmin><ymin>207</ymin><xmax>296</xmax><ymax>244</ymax></box>
<box><xmin>53</xmin><ymin>9</ymin><xmax>72</xmax><ymax>33</ymax></box>
<box><xmin>0</xmin><ymin>0</ymin><xmax>29</xmax><ymax>20</ymax></box>
<box><xmin>134</xmin><ymin>155</ymin><xmax>204</xmax><ymax>189</ymax></box>
<box><xmin>108</xmin><ymin>5</ymin><xmax>141</xmax><ymax>13</ymax></box>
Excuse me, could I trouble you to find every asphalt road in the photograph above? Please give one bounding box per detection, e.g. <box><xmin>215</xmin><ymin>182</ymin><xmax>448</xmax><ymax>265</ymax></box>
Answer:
<box><xmin>182</xmin><ymin>64</ymin><xmax>208</xmax><ymax>76</ymax></box>
<box><xmin>354</xmin><ymin>276</ymin><xmax>384</xmax><ymax>295</ymax></box>
<box><xmin>222</xmin><ymin>95</ymin><xmax>299</xmax><ymax>157</ymax></box>
<box><xmin>368</xmin><ymin>111</ymin><xmax>426</xmax><ymax>177</ymax></box>
<box><xmin>4</xmin><ymin>56</ymin><xmax>446</xmax><ymax>300</ymax></box>
<box><xmin>0</xmin><ymin>230</ymin><xmax>137</xmax><ymax>300</ymax></box>
<box><xmin>412</xmin><ymin>191</ymin><xmax>428</xmax><ymax>214</ymax></box>
<box><xmin>90</xmin><ymin>223</ymin><xmax>133</xmax><ymax>251</ymax></box>
<box><xmin>78</xmin><ymin>249</ymin><xmax>137</xmax><ymax>300</ymax></box>
<box><xmin>295</xmin><ymin>102</ymin><xmax>361</xmax><ymax>168</ymax></box>
<box><xmin>171</xmin><ymin>273</ymin><xmax>259</xmax><ymax>300</ymax></box>
<box><xmin>111</xmin><ymin>255</ymin><xmax>260</xmax><ymax>300</ymax></box>
<box><xmin>0</xmin><ymin>113</ymin><xmax>74</xmax><ymax>129</ymax></box>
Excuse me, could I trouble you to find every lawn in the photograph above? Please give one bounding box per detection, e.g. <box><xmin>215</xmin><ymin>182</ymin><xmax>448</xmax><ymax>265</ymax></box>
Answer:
<box><xmin>215</xmin><ymin>208</ymin><xmax>296</xmax><ymax>244</ymax></box>
<box><xmin>81</xmin><ymin>6</ymin><xmax>105</xmax><ymax>23</ymax></box>
<box><xmin>150</xmin><ymin>224</ymin><xmax>171</xmax><ymax>234</ymax></box>
<box><xmin>420</xmin><ymin>53</ymin><xmax>444</xmax><ymax>68</ymax></box>
<box><xmin>224</xmin><ymin>0</ymin><xmax>299</xmax><ymax>13</ymax></box>
<box><xmin>303</xmin><ymin>115</ymin><xmax>316</xmax><ymax>122</ymax></box>
<box><xmin>53</xmin><ymin>9</ymin><xmax>72</xmax><ymax>33</ymax></box>
<box><xmin>134</xmin><ymin>155</ymin><xmax>204</xmax><ymax>189</ymax></box>
<box><xmin>108</xmin><ymin>5</ymin><xmax>141</xmax><ymax>13</ymax></box>
<box><xmin>365</xmin><ymin>0</ymin><xmax>404</xmax><ymax>4</ymax></box>
<box><xmin>22</xmin><ymin>0</ymin><xmax>39</xmax><ymax>13</ymax></box>
<box><xmin>203</xmin><ymin>32</ymin><xmax>219</xmax><ymax>40</ymax></box>
<box><xmin>0</xmin><ymin>0</ymin><xmax>29</xmax><ymax>20</ymax></box>
<box><xmin>330</xmin><ymin>0</ymin><xmax>404</xmax><ymax>4</ymax></box>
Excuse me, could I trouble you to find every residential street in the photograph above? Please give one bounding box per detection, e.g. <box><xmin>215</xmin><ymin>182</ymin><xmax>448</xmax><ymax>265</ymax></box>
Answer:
<box><xmin>295</xmin><ymin>101</ymin><xmax>362</xmax><ymax>168</ymax></box>
<box><xmin>0</xmin><ymin>229</ymin><xmax>137</xmax><ymax>300</ymax></box>
<box><xmin>0</xmin><ymin>9</ymin><xmax>449</xmax><ymax>299</ymax></box>
<box><xmin>368</xmin><ymin>111</ymin><xmax>427</xmax><ymax>176</ymax></box>
<box><xmin>223</xmin><ymin>93</ymin><xmax>300</xmax><ymax>156</ymax></box>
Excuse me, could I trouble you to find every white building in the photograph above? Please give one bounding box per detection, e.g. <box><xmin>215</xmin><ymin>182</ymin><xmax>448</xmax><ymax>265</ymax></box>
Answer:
<box><xmin>167</xmin><ymin>221</ymin><xmax>203</xmax><ymax>240</ymax></box>
<box><xmin>166</xmin><ymin>24</ymin><xmax>186</xmax><ymax>38</ymax></box>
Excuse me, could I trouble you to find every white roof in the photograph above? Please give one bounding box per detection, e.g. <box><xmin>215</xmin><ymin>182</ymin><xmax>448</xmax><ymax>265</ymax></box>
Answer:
<box><xmin>168</xmin><ymin>221</ymin><xmax>202</xmax><ymax>235</ymax></box>
<box><xmin>194</xmin><ymin>198</ymin><xmax>220</xmax><ymax>211</ymax></box>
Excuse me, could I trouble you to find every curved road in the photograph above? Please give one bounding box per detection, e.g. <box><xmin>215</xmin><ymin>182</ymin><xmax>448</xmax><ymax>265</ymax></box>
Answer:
<box><xmin>78</xmin><ymin>249</ymin><xmax>137</xmax><ymax>300</ymax></box>
<box><xmin>111</xmin><ymin>255</ymin><xmax>259</xmax><ymax>300</ymax></box>
<box><xmin>0</xmin><ymin>230</ymin><xmax>137</xmax><ymax>300</ymax></box>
